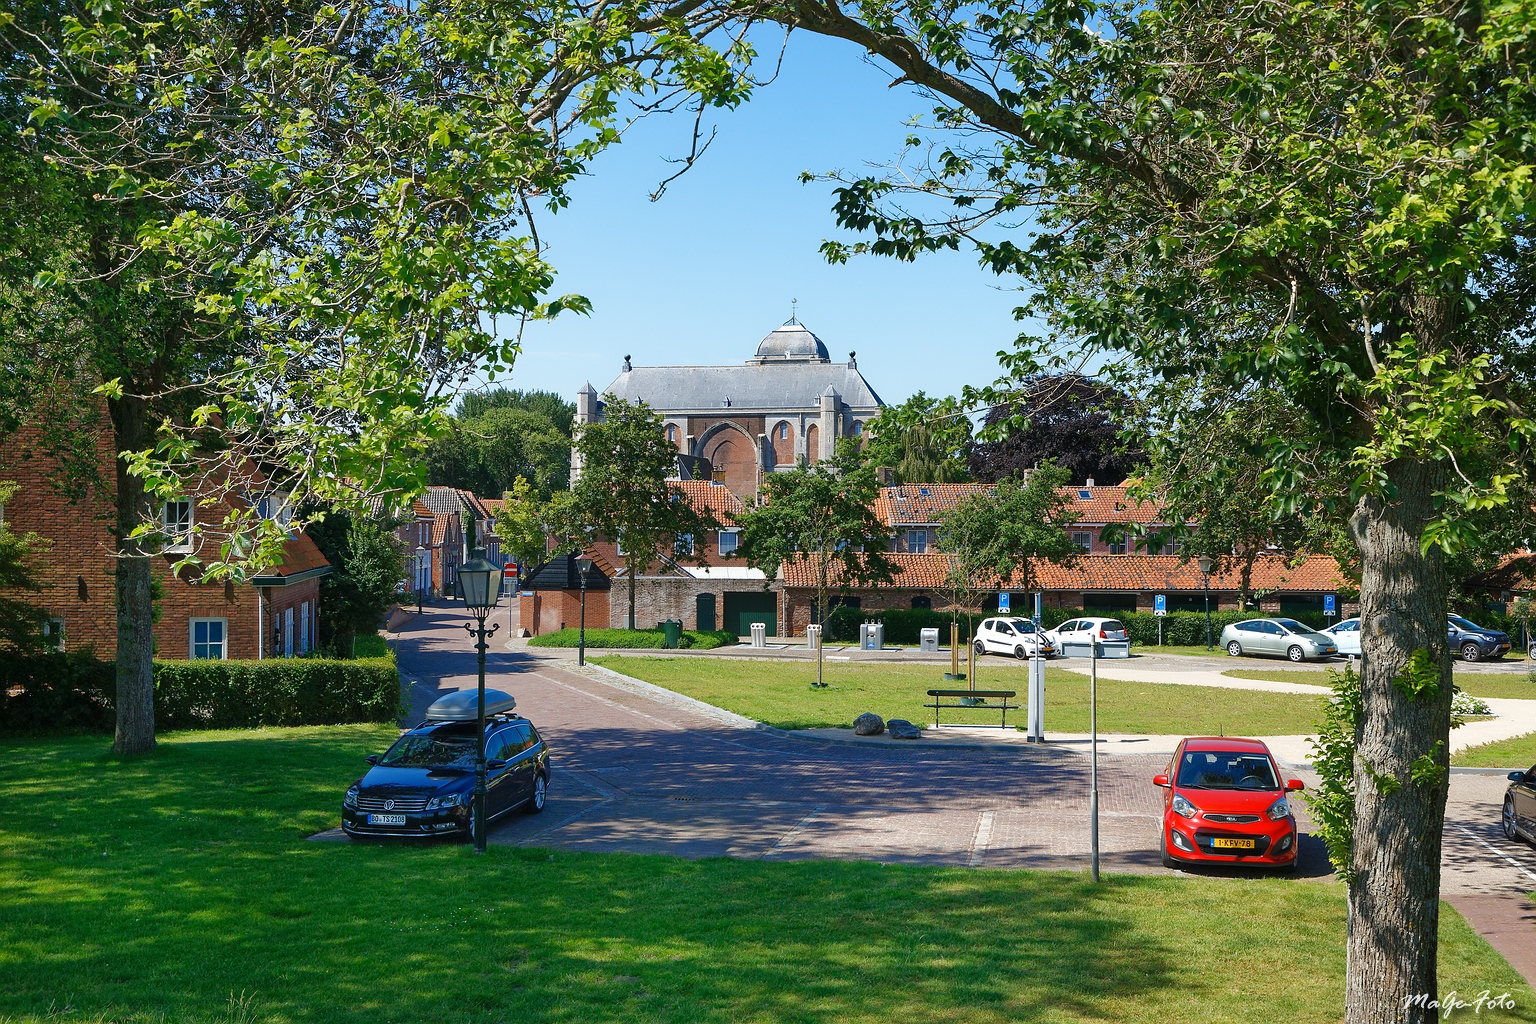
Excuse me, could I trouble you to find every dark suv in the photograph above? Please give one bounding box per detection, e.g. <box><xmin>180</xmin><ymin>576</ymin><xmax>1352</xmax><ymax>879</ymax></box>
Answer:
<box><xmin>342</xmin><ymin>690</ymin><xmax>548</xmax><ymax>841</ymax></box>
<box><xmin>1449</xmin><ymin>615</ymin><xmax>1513</xmax><ymax>662</ymax></box>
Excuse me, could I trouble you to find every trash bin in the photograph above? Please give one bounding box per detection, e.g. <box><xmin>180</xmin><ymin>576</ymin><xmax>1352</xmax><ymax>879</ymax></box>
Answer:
<box><xmin>750</xmin><ymin>622</ymin><xmax>767</xmax><ymax>648</ymax></box>
<box><xmin>662</xmin><ymin>619</ymin><xmax>682</xmax><ymax>649</ymax></box>
<box><xmin>807</xmin><ymin>624</ymin><xmax>822</xmax><ymax>650</ymax></box>
<box><xmin>919</xmin><ymin>628</ymin><xmax>939</xmax><ymax>652</ymax></box>
<box><xmin>860</xmin><ymin>621</ymin><xmax>885</xmax><ymax>651</ymax></box>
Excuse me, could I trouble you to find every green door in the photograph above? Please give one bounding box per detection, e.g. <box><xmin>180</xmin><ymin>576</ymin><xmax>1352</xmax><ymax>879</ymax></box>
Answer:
<box><xmin>723</xmin><ymin>591</ymin><xmax>777</xmax><ymax>637</ymax></box>
<box><xmin>695</xmin><ymin>593</ymin><xmax>717</xmax><ymax>632</ymax></box>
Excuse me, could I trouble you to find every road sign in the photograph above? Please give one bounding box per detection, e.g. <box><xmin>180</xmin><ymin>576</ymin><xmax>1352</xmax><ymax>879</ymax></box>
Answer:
<box><xmin>1324</xmin><ymin>594</ymin><xmax>1336</xmax><ymax>618</ymax></box>
<box><xmin>1154</xmin><ymin>594</ymin><xmax>1167</xmax><ymax>617</ymax></box>
<box><xmin>999</xmin><ymin>592</ymin><xmax>1011</xmax><ymax>613</ymax></box>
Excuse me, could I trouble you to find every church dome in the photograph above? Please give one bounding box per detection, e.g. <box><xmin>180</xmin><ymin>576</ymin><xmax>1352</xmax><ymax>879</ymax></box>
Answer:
<box><xmin>752</xmin><ymin>321</ymin><xmax>830</xmax><ymax>363</ymax></box>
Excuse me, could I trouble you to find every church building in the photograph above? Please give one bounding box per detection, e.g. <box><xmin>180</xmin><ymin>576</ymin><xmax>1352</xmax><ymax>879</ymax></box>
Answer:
<box><xmin>573</xmin><ymin>320</ymin><xmax>883</xmax><ymax>498</ymax></box>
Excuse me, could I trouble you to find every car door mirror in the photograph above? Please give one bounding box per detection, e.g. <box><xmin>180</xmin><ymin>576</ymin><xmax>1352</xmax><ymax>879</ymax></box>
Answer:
<box><xmin>1153</xmin><ymin>774</ymin><xmax>1169</xmax><ymax>787</ymax></box>
<box><xmin>1510</xmin><ymin>772</ymin><xmax>1526</xmax><ymax>782</ymax></box>
<box><xmin>1286</xmin><ymin>778</ymin><xmax>1305</xmax><ymax>791</ymax></box>
<box><xmin>486</xmin><ymin>759</ymin><xmax>508</xmax><ymax>770</ymax></box>
<box><xmin>364</xmin><ymin>754</ymin><xmax>379</xmax><ymax>766</ymax></box>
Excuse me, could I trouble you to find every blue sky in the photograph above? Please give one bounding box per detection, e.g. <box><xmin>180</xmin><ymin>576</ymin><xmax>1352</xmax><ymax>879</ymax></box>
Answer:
<box><xmin>491</xmin><ymin>32</ymin><xmax>1033</xmax><ymax>410</ymax></box>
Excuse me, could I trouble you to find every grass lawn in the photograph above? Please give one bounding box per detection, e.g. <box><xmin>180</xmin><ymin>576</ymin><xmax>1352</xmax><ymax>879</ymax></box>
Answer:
<box><xmin>593</xmin><ymin>657</ymin><xmax>1326</xmax><ymax>734</ymax></box>
<box><xmin>1454</xmin><ymin>733</ymin><xmax>1536</xmax><ymax>768</ymax></box>
<box><xmin>1132</xmin><ymin>644</ymin><xmax>1230</xmax><ymax>657</ymax></box>
<box><xmin>1</xmin><ymin>729</ymin><xmax>1530</xmax><ymax>1024</ymax></box>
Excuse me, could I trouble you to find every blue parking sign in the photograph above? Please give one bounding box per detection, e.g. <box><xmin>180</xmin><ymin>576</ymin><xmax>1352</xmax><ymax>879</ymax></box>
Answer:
<box><xmin>999</xmin><ymin>592</ymin><xmax>1010</xmax><ymax>613</ymax></box>
<box><xmin>1154</xmin><ymin>594</ymin><xmax>1167</xmax><ymax>617</ymax></box>
<box><xmin>1324</xmin><ymin>594</ymin><xmax>1336</xmax><ymax>615</ymax></box>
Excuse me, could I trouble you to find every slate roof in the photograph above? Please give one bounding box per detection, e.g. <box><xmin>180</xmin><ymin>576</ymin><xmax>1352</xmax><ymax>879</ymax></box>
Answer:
<box><xmin>602</xmin><ymin>355</ymin><xmax>883</xmax><ymax>412</ymax></box>
<box><xmin>781</xmin><ymin>552</ymin><xmax>1347</xmax><ymax>593</ymax></box>
<box><xmin>752</xmin><ymin>322</ymin><xmax>831</xmax><ymax>362</ymax></box>
<box><xmin>421</xmin><ymin>486</ymin><xmax>466</xmax><ymax>516</ymax></box>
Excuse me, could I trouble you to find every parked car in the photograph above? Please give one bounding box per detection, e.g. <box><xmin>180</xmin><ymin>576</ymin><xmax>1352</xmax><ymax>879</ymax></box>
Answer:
<box><xmin>973</xmin><ymin>617</ymin><xmax>1056</xmax><ymax>659</ymax></box>
<box><xmin>1323</xmin><ymin>614</ymin><xmax>1512</xmax><ymax>662</ymax></box>
<box><xmin>1449</xmin><ymin>614</ymin><xmax>1512</xmax><ymax>662</ymax></box>
<box><xmin>1220</xmin><ymin>618</ymin><xmax>1338</xmax><ymax>662</ymax></box>
<box><xmin>1154</xmin><ymin>737</ymin><xmax>1304</xmax><ymax>873</ymax></box>
<box><xmin>1045</xmin><ymin>617</ymin><xmax>1130</xmax><ymax>650</ymax></box>
<box><xmin>342</xmin><ymin>689</ymin><xmax>548</xmax><ymax>841</ymax></box>
<box><xmin>1321</xmin><ymin>617</ymin><xmax>1361</xmax><ymax>656</ymax></box>
<box><xmin>1504</xmin><ymin>766</ymin><xmax>1536</xmax><ymax>842</ymax></box>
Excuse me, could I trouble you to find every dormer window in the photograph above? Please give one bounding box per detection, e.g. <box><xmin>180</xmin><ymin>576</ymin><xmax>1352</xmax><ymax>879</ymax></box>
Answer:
<box><xmin>919</xmin><ymin>487</ymin><xmax>931</xmax><ymax>496</ymax></box>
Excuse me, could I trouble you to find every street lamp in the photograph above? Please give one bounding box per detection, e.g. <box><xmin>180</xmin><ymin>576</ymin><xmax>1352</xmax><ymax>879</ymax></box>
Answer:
<box><xmin>456</xmin><ymin>548</ymin><xmax>502</xmax><ymax>854</ymax></box>
<box><xmin>576</xmin><ymin>554</ymin><xmax>594</xmax><ymax>667</ymax></box>
<box><xmin>1198</xmin><ymin>555</ymin><xmax>1214</xmax><ymax>650</ymax></box>
<box><xmin>415</xmin><ymin>545</ymin><xmax>426</xmax><ymax>613</ymax></box>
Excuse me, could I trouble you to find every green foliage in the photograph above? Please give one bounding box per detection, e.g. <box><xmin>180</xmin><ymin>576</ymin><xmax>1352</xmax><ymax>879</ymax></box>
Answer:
<box><xmin>0</xmin><ymin>652</ymin><xmax>400</xmax><ymax>733</ymax></box>
<box><xmin>864</xmin><ymin>392</ymin><xmax>973</xmax><ymax>483</ymax></box>
<box><xmin>492</xmin><ymin>476</ymin><xmax>559</xmax><ymax>572</ymax></box>
<box><xmin>737</xmin><ymin>439</ymin><xmax>898</xmax><ymax>620</ymax></box>
<box><xmin>527</xmin><ymin>627</ymin><xmax>736</xmax><ymax>650</ymax></box>
<box><xmin>1304</xmin><ymin>667</ymin><xmax>1361</xmax><ymax>883</ymax></box>
<box><xmin>350</xmin><ymin>634</ymin><xmax>391</xmax><ymax>659</ymax></box>
<box><xmin>456</xmin><ymin>388</ymin><xmax>576</xmax><ymax>435</ymax></box>
<box><xmin>1393</xmin><ymin>649</ymin><xmax>1444</xmax><ymax>703</ymax></box>
<box><xmin>0</xmin><ymin>481</ymin><xmax>49</xmax><ymax>653</ymax></box>
<box><xmin>1410</xmin><ymin>742</ymin><xmax>1449</xmax><ymax>791</ymax></box>
<box><xmin>936</xmin><ymin>463</ymin><xmax>1080</xmax><ymax>599</ymax></box>
<box><xmin>969</xmin><ymin>375</ymin><xmax>1144</xmax><ymax>486</ymax></box>
<box><xmin>428</xmin><ymin>404</ymin><xmax>572</xmax><ymax>500</ymax></box>
<box><xmin>305</xmin><ymin>510</ymin><xmax>408</xmax><ymax>656</ymax></box>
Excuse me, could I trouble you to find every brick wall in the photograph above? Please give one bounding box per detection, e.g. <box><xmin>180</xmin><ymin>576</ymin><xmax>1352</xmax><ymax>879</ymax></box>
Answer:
<box><xmin>519</xmin><ymin>589</ymin><xmax>608</xmax><ymax>635</ymax></box>
<box><xmin>606</xmin><ymin>576</ymin><xmax>781</xmax><ymax>632</ymax></box>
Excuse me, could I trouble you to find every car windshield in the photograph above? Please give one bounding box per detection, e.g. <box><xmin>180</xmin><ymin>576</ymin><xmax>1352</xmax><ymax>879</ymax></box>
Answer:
<box><xmin>379</xmin><ymin>730</ymin><xmax>478</xmax><ymax>769</ymax></box>
<box><xmin>1175</xmin><ymin>750</ymin><xmax>1280</xmax><ymax>790</ymax></box>
<box><xmin>1449</xmin><ymin>615</ymin><xmax>1482</xmax><ymax>631</ymax></box>
<box><xmin>1007</xmin><ymin>618</ymin><xmax>1038</xmax><ymax>633</ymax></box>
<box><xmin>1274</xmin><ymin>618</ymin><xmax>1325</xmax><ymax>636</ymax></box>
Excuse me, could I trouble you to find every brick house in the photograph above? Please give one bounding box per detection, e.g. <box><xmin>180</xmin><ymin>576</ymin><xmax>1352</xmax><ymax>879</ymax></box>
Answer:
<box><xmin>780</xmin><ymin>551</ymin><xmax>1352</xmax><ymax>635</ymax></box>
<box><xmin>0</xmin><ymin>417</ymin><xmax>331</xmax><ymax>660</ymax></box>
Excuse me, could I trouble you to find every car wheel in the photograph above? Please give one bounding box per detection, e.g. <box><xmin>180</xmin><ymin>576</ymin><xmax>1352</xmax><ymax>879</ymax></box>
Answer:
<box><xmin>1159</xmin><ymin>830</ymin><xmax>1180</xmax><ymax>870</ymax></box>
<box><xmin>524</xmin><ymin>772</ymin><xmax>547</xmax><ymax>815</ymax></box>
<box><xmin>1287</xmin><ymin>645</ymin><xmax>1305</xmax><ymax>663</ymax></box>
<box><xmin>1014</xmin><ymin>645</ymin><xmax>1029</xmax><ymax>660</ymax></box>
<box><xmin>1226</xmin><ymin>641</ymin><xmax>1243</xmax><ymax>657</ymax></box>
<box><xmin>1505</xmin><ymin>798</ymin><xmax>1520</xmax><ymax>842</ymax></box>
<box><xmin>1461</xmin><ymin>642</ymin><xmax>1483</xmax><ymax>663</ymax></box>
<box><xmin>973</xmin><ymin>640</ymin><xmax>986</xmax><ymax>657</ymax></box>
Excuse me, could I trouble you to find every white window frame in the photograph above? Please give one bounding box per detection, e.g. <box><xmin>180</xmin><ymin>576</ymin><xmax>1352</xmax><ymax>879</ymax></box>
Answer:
<box><xmin>907</xmin><ymin>529</ymin><xmax>929</xmax><ymax>554</ymax></box>
<box><xmin>163</xmin><ymin>500</ymin><xmax>194</xmax><ymax>553</ymax></box>
<box><xmin>1107</xmin><ymin>539</ymin><xmax>1127</xmax><ymax>555</ymax></box>
<box><xmin>43</xmin><ymin>616</ymin><xmax>65</xmax><ymax>651</ymax></box>
<box><xmin>299</xmin><ymin>601</ymin><xmax>310</xmax><ymax>654</ymax></box>
<box><xmin>718</xmin><ymin>529</ymin><xmax>740</xmax><ymax>556</ymax></box>
<box><xmin>190</xmin><ymin>617</ymin><xmax>228</xmax><ymax>660</ymax></box>
<box><xmin>1071</xmin><ymin>532</ymin><xmax>1092</xmax><ymax>552</ymax></box>
<box><xmin>283</xmin><ymin>607</ymin><xmax>294</xmax><ymax>657</ymax></box>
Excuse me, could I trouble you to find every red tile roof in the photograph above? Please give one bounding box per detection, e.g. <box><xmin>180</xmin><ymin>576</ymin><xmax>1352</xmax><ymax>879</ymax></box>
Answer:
<box><xmin>873</xmin><ymin>483</ymin><xmax>1170</xmax><ymax>527</ymax></box>
<box><xmin>781</xmin><ymin>552</ymin><xmax>1347</xmax><ymax>593</ymax></box>
<box><xmin>671</xmin><ymin>479</ymin><xmax>745</xmax><ymax>526</ymax></box>
<box><xmin>1062</xmin><ymin>485</ymin><xmax>1167</xmax><ymax>525</ymax></box>
<box><xmin>431</xmin><ymin>513</ymin><xmax>458</xmax><ymax>547</ymax></box>
<box><xmin>258</xmin><ymin>532</ymin><xmax>331</xmax><ymax>579</ymax></box>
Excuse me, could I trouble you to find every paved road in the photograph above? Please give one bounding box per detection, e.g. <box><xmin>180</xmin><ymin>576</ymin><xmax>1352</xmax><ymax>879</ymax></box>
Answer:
<box><xmin>380</xmin><ymin>600</ymin><xmax>1536</xmax><ymax>980</ymax></box>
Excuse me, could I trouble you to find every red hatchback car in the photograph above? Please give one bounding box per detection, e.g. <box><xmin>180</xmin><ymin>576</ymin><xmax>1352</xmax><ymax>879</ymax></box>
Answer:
<box><xmin>1154</xmin><ymin>737</ymin><xmax>1304</xmax><ymax>873</ymax></box>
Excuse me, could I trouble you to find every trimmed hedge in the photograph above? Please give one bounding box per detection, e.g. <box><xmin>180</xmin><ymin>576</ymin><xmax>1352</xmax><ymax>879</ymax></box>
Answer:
<box><xmin>822</xmin><ymin>605</ymin><xmax>1335</xmax><ymax>646</ymax></box>
<box><xmin>527</xmin><ymin>627</ymin><xmax>738</xmax><ymax>650</ymax></box>
<box><xmin>0</xmin><ymin>651</ymin><xmax>403</xmax><ymax>734</ymax></box>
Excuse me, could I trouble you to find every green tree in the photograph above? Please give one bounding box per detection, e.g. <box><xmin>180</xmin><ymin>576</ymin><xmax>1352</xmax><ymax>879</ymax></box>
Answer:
<box><xmin>306</xmin><ymin>510</ymin><xmax>408</xmax><ymax>657</ymax></box>
<box><xmin>784</xmin><ymin>1</ymin><xmax>1536</xmax><ymax>1008</ymax></box>
<box><xmin>0</xmin><ymin>481</ymin><xmax>50</xmax><ymax>653</ymax></box>
<box><xmin>457</xmin><ymin>388</ymin><xmax>576</xmax><ymax>436</ymax></box>
<box><xmin>936</xmin><ymin>464</ymin><xmax>1080</xmax><ymax>603</ymax></box>
<box><xmin>736</xmin><ymin>439</ymin><xmax>898</xmax><ymax>640</ymax></box>
<box><xmin>1</xmin><ymin>0</ymin><xmax>751</xmax><ymax>754</ymax></box>
<box><xmin>428</xmin><ymin>406</ymin><xmax>571</xmax><ymax>500</ymax></box>
<box><xmin>571</xmin><ymin>397</ymin><xmax>718</xmax><ymax>629</ymax></box>
<box><xmin>493</xmin><ymin>477</ymin><xmax>561</xmax><ymax>574</ymax></box>
<box><xmin>864</xmin><ymin>393</ymin><xmax>973</xmax><ymax>483</ymax></box>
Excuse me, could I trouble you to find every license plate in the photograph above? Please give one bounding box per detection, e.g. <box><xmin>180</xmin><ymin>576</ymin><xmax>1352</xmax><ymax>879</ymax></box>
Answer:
<box><xmin>367</xmin><ymin>813</ymin><xmax>406</xmax><ymax>825</ymax></box>
<box><xmin>1210</xmin><ymin>837</ymin><xmax>1255</xmax><ymax>850</ymax></box>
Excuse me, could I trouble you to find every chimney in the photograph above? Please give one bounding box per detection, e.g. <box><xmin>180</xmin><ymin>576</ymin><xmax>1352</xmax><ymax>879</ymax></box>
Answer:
<box><xmin>1086</xmin><ymin>477</ymin><xmax>1095</xmax><ymax>488</ymax></box>
<box><xmin>622</xmin><ymin>355</ymin><xmax>632</xmax><ymax>372</ymax></box>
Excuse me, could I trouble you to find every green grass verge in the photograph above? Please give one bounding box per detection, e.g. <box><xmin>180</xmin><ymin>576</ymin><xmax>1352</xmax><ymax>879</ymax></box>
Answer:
<box><xmin>591</xmin><ymin>657</ymin><xmax>1326</xmax><ymax>734</ymax></box>
<box><xmin>528</xmin><ymin>626</ymin><xmax>737</xmax><ymax>650</ymax></box>
<box><xmin>351</xmin><ymin>633</ymin><xmax>391</xmax><ymax>659</ymax></box>
<box><xmin>1454</xmin><ymin>733</ymin><xmax>1536</xmax><ymax>768</ymax></box>
<box><xmin>1131</xmin><ymin>644</ymin><xmax>1230</xmax><ymax>657</ymax></box>
<box><xmin>1</xmin><ymin>729</ymin><xmax>1529</xmax><ymax>1024</ymax></box>
<box><xmin>1223</xmin><ymin>667</ymin><xmax>1536</xmax><ymax>701</ymax></box>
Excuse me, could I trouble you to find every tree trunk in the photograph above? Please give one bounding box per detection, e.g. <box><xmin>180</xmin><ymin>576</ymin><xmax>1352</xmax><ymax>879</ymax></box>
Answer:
<box><xmin>1346</xmin><ymin>458</ymin><xmax>1451</xmax><ymax>1023</ymax></box>
<box><xmin>109</xmin><ymin>393</ymin><xmax>156</xmax><ymax>757</ymax></box>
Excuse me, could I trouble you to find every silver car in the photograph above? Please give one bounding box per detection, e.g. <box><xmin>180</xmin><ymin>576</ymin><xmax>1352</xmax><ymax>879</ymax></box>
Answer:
<box><xmin>1220</xmin><ymin>618</ymin><xmax>1339</xmax><ymax>662</ymax></box>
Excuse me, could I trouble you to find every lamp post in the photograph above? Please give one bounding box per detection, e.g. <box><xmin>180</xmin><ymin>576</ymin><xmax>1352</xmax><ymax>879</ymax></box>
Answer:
<box><xmin>1198</xmin><ymin>555</ymin><xmax>1214</xmax><ymax>650</ymax></box>
<box><xmin>415</xmin><ymin>545</ymin><xmax>427</xmax><ymax>613</ymax></box>
<box><xmin>576</xmin><ymin>554</ymin><xmax>594</xmax><ymax>666</ymax></box>
<box><xmin>456</xmin><ymin>549</ymin><xmax>501</xmax><ymax>854</ymax></box>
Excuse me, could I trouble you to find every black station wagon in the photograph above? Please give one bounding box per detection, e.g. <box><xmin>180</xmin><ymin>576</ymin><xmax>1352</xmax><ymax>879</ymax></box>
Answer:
<box><xmin>342</xmin><ymin>690</ymin><xmax>549</xmax><ymax>841</ymax></box>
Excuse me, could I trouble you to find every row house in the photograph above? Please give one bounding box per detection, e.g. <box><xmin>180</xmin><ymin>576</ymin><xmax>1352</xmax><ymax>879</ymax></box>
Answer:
<box><xmin>878</xmin><ymin>480</ymin><xmax>1173</xmax><ymax>556</ymax></box>
<box><xmin>1</xmin><ymin>414</ymin><xmax>331</xmax><ymax>661</ymax></box>
<box><xmin>519</xmin><ymin>479</ymin><xmax>777</xmax><ymax>636</ymax></box>
<box><xmin>779</xmin><ymin>551</ymin><xmax>1352</xmax><ymax>636</ymax></box>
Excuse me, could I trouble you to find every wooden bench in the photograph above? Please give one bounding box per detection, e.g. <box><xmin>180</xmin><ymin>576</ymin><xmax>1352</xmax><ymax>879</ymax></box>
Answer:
<box><xmin>925</xmin><ymin>689</ymin><xmax>1020</xmax><ymax>729</ymax></box>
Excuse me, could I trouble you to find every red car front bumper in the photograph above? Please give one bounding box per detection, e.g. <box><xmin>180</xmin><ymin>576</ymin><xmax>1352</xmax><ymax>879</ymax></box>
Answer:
<box><xmin>1164</xmin><ymin>815</ymin><xmax>1298</xmax><ymax>865</ymax></box>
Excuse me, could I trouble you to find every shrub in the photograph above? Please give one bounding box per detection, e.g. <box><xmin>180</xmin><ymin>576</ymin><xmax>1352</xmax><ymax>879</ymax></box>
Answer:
<box><xmin>0</xmin><ymin>651</ymin><xmax>402</xmax><ymax>734</ymax></box>
<box><xmin>527</xmin><ymin>627</ymin><xmax>737</xmax><ymax>650</ymax></box>
<box><xmin>350</xmin><ymin>633</ymin><xmax>392</xmax><ymax>659</ymax></box>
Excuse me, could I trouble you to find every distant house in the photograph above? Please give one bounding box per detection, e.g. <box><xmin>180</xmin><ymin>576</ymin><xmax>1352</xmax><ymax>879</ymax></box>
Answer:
<box><xmin>0</xmin><ymin>414</ymin><xmax>331</xmax><ymax>660</ymax></box>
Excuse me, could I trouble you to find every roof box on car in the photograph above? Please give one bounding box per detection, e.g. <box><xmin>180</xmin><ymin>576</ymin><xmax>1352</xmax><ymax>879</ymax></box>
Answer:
<box><xmin>424</xmin><ymin>689</ymin><xmax>517</xmax><ymax>722</ymax></box>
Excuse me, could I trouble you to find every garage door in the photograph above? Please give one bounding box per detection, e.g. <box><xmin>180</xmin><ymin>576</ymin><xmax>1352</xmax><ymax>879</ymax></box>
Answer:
<box><xmin>723</xmin><ymin>591</ymin><xmax>777</xmax><ymax>637</ymax></box>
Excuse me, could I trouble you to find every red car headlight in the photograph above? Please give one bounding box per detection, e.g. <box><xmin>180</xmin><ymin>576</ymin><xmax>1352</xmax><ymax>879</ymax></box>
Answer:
<box><xmin>1266</xmin><ymin>797</ymin><xmax>1291</xmax><ymax>821</ymax></box>
<box><xmin>1171</xmin><ymin>794</ymin><xmax>1199</xmax><ymax>819</ymax></box>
